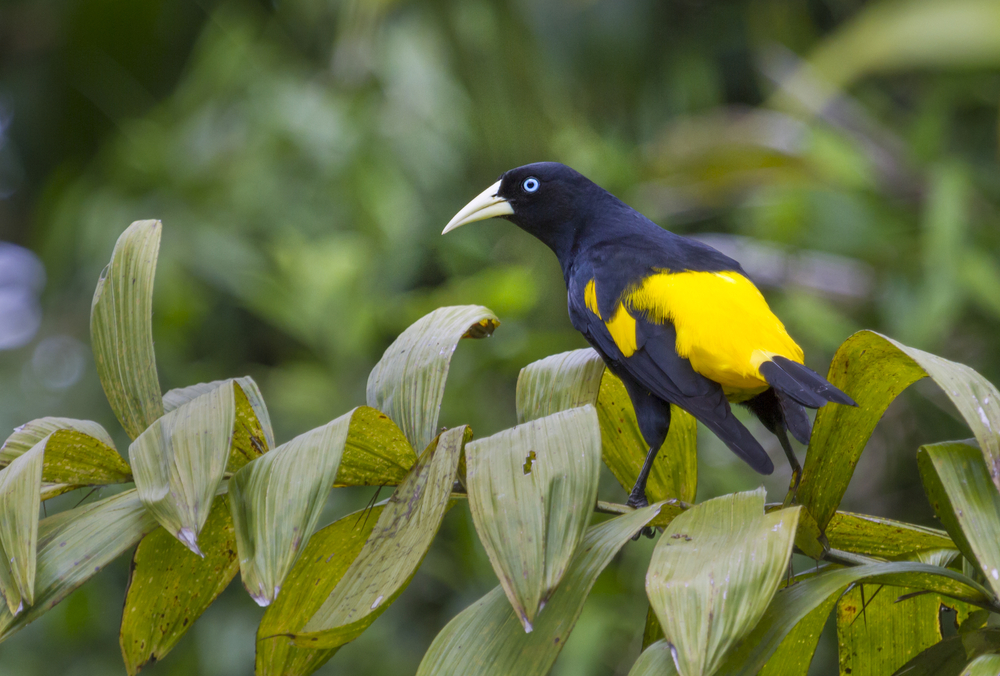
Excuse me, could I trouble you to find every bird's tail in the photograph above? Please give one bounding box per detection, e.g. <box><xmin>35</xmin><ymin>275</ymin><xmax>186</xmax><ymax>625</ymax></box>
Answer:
<box><xmin>759</xmin><ymin>356</ymin><xmax>856</xmax><ymax>410</ymax></box>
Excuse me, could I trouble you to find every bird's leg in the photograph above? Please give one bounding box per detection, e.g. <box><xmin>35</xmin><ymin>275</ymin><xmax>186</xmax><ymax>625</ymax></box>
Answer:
<box><xmin>628</xmin><ymin>446</ymin><xmax>659</xmax><ymax>540</ymax></box>
<box><xmin>776</xmin><ymin>427</ymin><xmax>802</xmax><ymax>508</ymax></box>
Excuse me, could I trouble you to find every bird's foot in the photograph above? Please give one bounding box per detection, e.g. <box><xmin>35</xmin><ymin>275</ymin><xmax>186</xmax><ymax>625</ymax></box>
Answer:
<box><xmin>627</xmin><ymin>490</ymin><xmax>654</xmax><ymax>540</ymax></box>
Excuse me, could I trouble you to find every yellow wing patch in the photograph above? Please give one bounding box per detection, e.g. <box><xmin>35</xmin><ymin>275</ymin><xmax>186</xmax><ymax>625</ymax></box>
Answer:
<box><xmin>584</xmin><ymin>279</ymin><xmax>638</xmax><ymax>357</ymax></box>
<box><xmin>584</xmin><ymin>279</ymin><xmax>601</xmax><ymax>319</ymax></box>
<box><xmin>626</xmin><ymin>270</ymin><xmax>803</xmax><ymax>392</ymax></box>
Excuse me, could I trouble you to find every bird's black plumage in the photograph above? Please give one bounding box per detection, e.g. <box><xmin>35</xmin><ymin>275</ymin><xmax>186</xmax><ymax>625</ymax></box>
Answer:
<box><xmin>445</xmin><ymin>161</ymin><xmax>856</xmax><ymax>508</ymax></box>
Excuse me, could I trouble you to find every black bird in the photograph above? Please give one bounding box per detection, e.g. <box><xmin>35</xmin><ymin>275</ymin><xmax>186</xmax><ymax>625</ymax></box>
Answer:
<box><xmin>444</xmin><ymin>162</ymin><xmax>855</xmax><ymax>511</ymax></box>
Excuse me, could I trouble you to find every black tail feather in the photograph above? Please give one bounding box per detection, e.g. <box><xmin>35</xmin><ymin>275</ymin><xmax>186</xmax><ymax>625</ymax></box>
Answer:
<box><xmin>761</xmin><ymin>356</ymin><xmax>856</xmax><ymax>408</ymax></box>
<box><xmin>700</xmin><ymin>412</ymin><xmax>775</xmax><ymax>475</ymax></box>
<box><xmin>778</xmin><ymin>392</ymin><xmax>812</xmax><ymax>444</ymax></box>
<box><xmin>743</xmin><ymin>388</ymin><xmax>811</xmax><ymax>447</ymax></box>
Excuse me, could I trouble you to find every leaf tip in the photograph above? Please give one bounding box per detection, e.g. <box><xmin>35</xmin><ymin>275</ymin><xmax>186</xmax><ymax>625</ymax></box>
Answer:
<box><xmin>176</xmin><ymin>528</ymin><xmax>203</xmax><ymax>557</ymax></box>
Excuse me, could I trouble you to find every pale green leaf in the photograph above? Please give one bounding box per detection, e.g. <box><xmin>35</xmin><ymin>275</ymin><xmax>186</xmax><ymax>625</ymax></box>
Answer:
<box><xmin>366</xmin><ymin>305</ymin><xmax>498</xmax><ymax>451</ymax></box>
<box><xmin>918</xmin><ymin>440</ymin><xmax>1000</xmax><ymax>598</ymax></box>
<box><xmin>797</xmin><ymin>330</ymin><xmax>1000</xmax><ymax>532</ymax></box>
<box><xmin>837</xmin><ymin>584</ymin><xmax>943</xmax><ymax>676</ymax></box>
<box><xmin>416</xmin><ymin>505</ymin><xmax>662</xmax><ymax>676</ymax></box>
<box><xmin>1</xmin><ymin>418</ymin><xmax>131</xmax><ymax>499</ymax></box>
<box><xmin>826</xmin><ymin>511</ymin><xmax>955</xmax><ymax>560</ymax></box>
<box><xmin>759</xmin><ymin>593</ymin><xmax>838</xmax><ymax>676</ymax></box>
<box><xmin>515</xmin><ymin>349</ymin><xmax>606</xmax><ymax>424</ymax></box>
<box><xmin>0</xmin><ymin>489</ymin><xmax>158</xmax><ymax>642</ymax></box>
<box><xmin>337</xmin><ymin>406</ymin><xmax>417</xmax><ymax>487</ymax></box>
<box><xmin>466</xmin><ymin>406</ymin><xmax>602</xmax><ymax>631</ymax></box>
<box><xmin>961</xmin><ymin>653</ymin><xmax>1000</xmax><ymax>676</ymax></box>
<box><xmin>229</xmin><ymin>411</ymin><xmax>350</xmax><ymax>606</ymax></box>
<box><xmin>288</xmin><ymin>426</ymin><xmax>466</xmax><ymax>649</ymax></box>
<box><xmin>90</xmin><ymin>219</ymin><xmax>164</xmax><ymax>440</ymax></box>
<box><xmin>120</xmin><ymin>494</ymin><xmax>239</xmax><ymax>675</ymax></box>
<box><xmin>628</xmin><ymin>640</ymin><xmax>680</xmax><ymax>676</ymax></box>
<box><xmin>164</xmin><ymin>376</ymin><xmax>274</xmax><ymax>472</ymax></box>
<box><xmin>716</xmin><ymin>561</ymin><xmax>995</xmax><ymax>675</ymax></box>
<box><xmin>256</xmin><ymin>504</ymin><xmax>385</xmax><ymax>676</ymax></box>
<box><xmin>0</xmin><ymin>441</ymin><xmax>43</xmax><ymax>614</ymax></box>
<box><xmin>647</xmin><ymin>488</ymin><xmax>800</xmax><ymax>676</ymax></box>
<box><xmin>892</xmin><ymin>629</ymin><xmax>1000</xmax><ymax>676</ymax></box>
<box><xmin>130</xmin><ymin>381</ymin><xmax>236</xmax><ymax>554</ymax></box>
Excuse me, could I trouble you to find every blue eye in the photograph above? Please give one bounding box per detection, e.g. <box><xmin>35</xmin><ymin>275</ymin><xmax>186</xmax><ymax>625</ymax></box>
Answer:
<box><xmin>522</xmin><ymin>177</ymin><xmax>540</xmax><ymax>193</ymax></box>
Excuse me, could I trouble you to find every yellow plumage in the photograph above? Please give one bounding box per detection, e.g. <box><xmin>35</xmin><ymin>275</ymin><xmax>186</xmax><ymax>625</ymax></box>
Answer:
<box><xmin>591</xmin><ymin>271</ymin><xmax>804</xmax><ymax>398</ymax></box>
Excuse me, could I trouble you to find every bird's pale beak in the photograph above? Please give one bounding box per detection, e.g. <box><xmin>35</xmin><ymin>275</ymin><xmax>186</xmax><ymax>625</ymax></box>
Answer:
<box><xmin>442</xmin><ymin>180</ymin><xmax>513</xmax><ymax>234</ymax></box>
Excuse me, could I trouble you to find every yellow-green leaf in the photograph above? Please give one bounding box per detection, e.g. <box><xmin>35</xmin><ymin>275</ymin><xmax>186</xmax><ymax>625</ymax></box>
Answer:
<box><xmin>337</xmin><ymin>406</ymin><xmax>417</xmax><ymax>487</ymax></box>
<box><xmin>918</xmin><ymin>440</ymin><xmax>1000</xmax><ymax>598</ymax></box>
<box><xmin>90</xmin><ymin>219</ymin><xmax>164</xmax><ymax>440</ymax></box>
<box><xmin>466</xmin><ymin>406</ymin><xmax>602</xmax><ymax>631</ymax></box>
<box><xmin>256</xmin><ymin>504</ymin><xmax>386</xmax><ymax>676</ymax></box>
<box><xmin>0</xmin><ymin>489</ymin><xmax>158</xmax><ymax>642</ymax></box>
<box><xmin>229</xmin><ymin>411</ymin><xmax>350</xmax><ymax>606</ymax></box>
<box><xmin>289</xmin><ymin>426</ymin><xmax>467</xmax><ymax>649</ymax></box>
<box><xmin>130</xmin><ymin>381</ymin><xmax>236</xmax><ymax>554</ymax></box>
<box><xmin>0</xmin><ymin>440</ymin><xmax>43</xmax><ymax>614</ymax></box>
<box><xmin>120</xmin><ymin>494</ymin><xmax>239</xmax><ymax>675</ymax></box>
<box><xmin>837</xmin><ymin>584</ymin><xmax>943</xmax><ymax>676</ymax></box>
<box><xmin>417</xmin><ymin>505</ymin><xmax>662</xmax><ymax>676</ymax></box>
<box><xmin>1</xmin><ymin>418</ymin><xmax>131</xmax><ymax>499</ymax></box>
<box><xmin>891</xmin><ymin>629</ymin><xmax>1000</xmax><ymax>676</ymax></box>
<box><xmin>798</xmin><ymin>330</ymin><xmax>1000</xmax><ymax>532</ymax></box>
<box><xmin>647</xmin><ymin>488</ymin><xmax>800</xmax><ymax>676</ymax></box>
<box><xmin>759</xmin><ymin>593</ymin><xmax>839</xmax><ymax>676</ymax></box>
<box><xmin>826</xmin><ymin>511</ymin><xmax>956</xmax><ymax>560</ymax></box>
<box><xmin>366</xmin><ymin>305</ymin><xmax>498</xmax><ymax>451</ymax></box>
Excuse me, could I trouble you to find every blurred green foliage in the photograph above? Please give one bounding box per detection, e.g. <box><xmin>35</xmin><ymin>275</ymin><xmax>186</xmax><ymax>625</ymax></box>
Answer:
<box><xmin>2</xmin><ymin>0</ymin><xmax>1000</xmax><ymax>674</ymax></box>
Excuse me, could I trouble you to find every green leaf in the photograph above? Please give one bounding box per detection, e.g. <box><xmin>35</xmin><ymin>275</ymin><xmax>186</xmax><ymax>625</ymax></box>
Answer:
<box><xmin>961</xmin><ymin>653</ymin><xmax>1000</xmax><ymax>676</ymax></box>
<box><xmin>646</xmin><ymin>488</ymin><xmax>800</xmax><ymax>676</ymax></box>
<box><xmin>256</xmin><ymin>504</ymin><xmax>386</xmax><ymax>676</ymax></box>
<box><xmin>130</xmin><ymin>381</ymin><xmax>236</xmax><ymax>554</ymax></box>
<box><xmin>337</xmin><ymin>406</ymin><xmax>417</xmax><ymax>487</ymax></box>
<box><xmin>797</xmin><ymin>330</ymin><xmax>1000</xmax><ymax>533</ymax></box>
<box><xmin>826</xmin><ymin>511</ymin><xmax>956</xmax><ymax>560</ymax></box>
<box><xmin>290</xmin><ymin>425</ymin><xmax>467</xmax><ymax>648</ymax></box>
<box><xmin>514</xmin><ymin>347</ymin><xmax>697</xmax><ymax>503</ymax></box>
<box><xmin>628</xmin><ymin>640</ymin><xmax>680</xmax><ymax>676</ymax></box>
<box><xmin>515</xmin><ymin>349</ymin><xmax>606</xmax><ymax>424</ymax></box>
<box><xmin>0</xmin><ymin>489</ymin><xmax>159</xmax><ymax>642</ymax></box>
<box><xmin>120</xmin><ymin>494</ymin><xmax>239</xmax><ymax>675</ymax></box>
<box><xmin>366</xmin><ymin>305</ymin><xmax>498</xmax><ymax>451</ymax></box>
<box><xmin>90</xmin><ymin>219</ymin><xmax>164</xmax><ymax>440</ymax></box>
<box><xmin>918</xmin><ymin>440</ymin><xmax>1000</xmax><ymax>598</ymax></box>
<box><xmin>598</xmin><ymin>372</ymin><xmax>698</xmax><ymax>503</ymax></box>
<box><xmin>416</xmin><ymin>505</ymin><xmax>662</xmax><ymax>676</ymax></box>
<box><xmin>891</xmin><ymin>629</ymin><xmax>1000</xmax><ymax>676</ymax></box>
<box><xmin>759</xmin><ymin>593</ymin><xmax>838</xmax><ymax>676</ymax></box>
<box><xmin>716</xmin><ymin>561</ymin><xmax>995</xmax><ymax>675</ymax></box>
<box><xmin>465</xmin><ymin>406</ymin><xmax>602</xmax><ymax>631</ymax></box>
<box><xmin>642</xmin><ymin>604</ymin><xmax>664</xmax><ymax>651</ymax></box>
<box><xmin>228</xmin><ymin>410</ymin><xmax>349</xmax><ymax>606</ymax></box>
<box><xmin>164</xmin><ymin>376</ymin><xmax>275</xmax><ymax>472</ymax></box>
<box><xmin>1</xmin><ymin>418</ymin><xmax>132</xmax><ymax>499</ymax></box>
<box><xmin>837</xmin><ymin>584</ymin><xmax>944</xmax><ymax>676</ymax></box>
<box><xmin>0</xmin><ymin>440</ymin><xmax>43</xmax><ymax>614</ymax></box>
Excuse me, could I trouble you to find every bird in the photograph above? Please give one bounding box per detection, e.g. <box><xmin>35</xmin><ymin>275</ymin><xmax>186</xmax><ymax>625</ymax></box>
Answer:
<box><xmin>442</xmin><ymin>162</ymin><xmax>856</xmax><ymax>516</ymax></box>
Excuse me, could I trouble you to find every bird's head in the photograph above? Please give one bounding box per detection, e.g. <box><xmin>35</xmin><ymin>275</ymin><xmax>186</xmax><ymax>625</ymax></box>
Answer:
<box><xmin>442</xmin><ymin>162</ymin><xmax>595</xmax><ymax>253</ymax></box>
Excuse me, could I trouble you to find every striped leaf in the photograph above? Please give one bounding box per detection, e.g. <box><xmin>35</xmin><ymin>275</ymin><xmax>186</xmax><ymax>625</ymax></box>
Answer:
<box><xmin>119</xmin><ymin>494</ymin><xmax>239</xmax><ymax>675</ymax></box>
<box><xmin>646</xmin><ymin>489</ymin><xmax>800</xmax><ymax>676</ymax></box>
<box><xmin>466</xmin><ymin>406</ymin><xmax>602</xmax><ymax>631</ymax></box>
<box><xmin>826</xmin><ymin>511</ymin><xmax>956</xmax><ymax>560</ymax></box>
<box><xmin>0</xmin><ymin>489</ymin><xmax>158</xmax><ymax>642</ymax></box>
<box><xmin>90</xmin><ymin>219</ymin><xmax>164</xmax><ymax>440</ymax></box>
<box><xmin>797</xmin><ymin>330</ymin><xmax>1000</xmax><ymax>538</ymax></box>
<box><xmin>962</xmin><ymin>654</ymin><xmax>1000</xmax><ymax>676</ymax></box>
<box><xmin>367</xmin><ymin>305</ymin><xmax>498</xmax><ymax>451</ymax></box>
<box><xmin>288</xmin><ymin>426</ymin><xmax>467</xmax><ymax>649</ymax></box>
<box><xmin>0</xmin><ymin>441</ymin><xmax>43</xmax><ymax>615</ymax></box>
<box><xmin>416</xmin><ymin>505</ymin><xmax>661</xmax><ymax>676</ymax></box>
<box><xmin>0</xmin><ymin>418</ymin><xmax>131</xmax><ymax>499</ymax></box>
<box><xmin>891</xmin><ymin>630</ymin><xmax>1000</xmax><ymax>676</ymax></box>
<box><xmin>628</xmin><ymin>641</ymin><xmax>680</xmax><ymax>676</ymax></box>
<box><xmin>337</xmin><ymin>406</ymin><xmax>417</xmax><ymax>487</ymax></box>
<box><xmin>918</xmin><ymin>440</ymin><xmax>1000</xmax><ymax>598</ymax></box>
<box><xmin>228</xmin><ymin>411</ymin><xmax>350</xmax><ymax>606</ymax></box>
<box><xmin>129</xmin><ymin>381</ymin><xmax>236</xmax><ymax>554</ymax></box>
<box><xmin>514</xmin><ymin>348</ymin><xmax>697</xmax><ymax>503</ymax></box>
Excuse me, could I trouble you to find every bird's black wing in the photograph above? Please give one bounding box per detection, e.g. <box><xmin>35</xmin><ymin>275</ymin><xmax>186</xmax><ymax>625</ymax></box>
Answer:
<box><xmin>567</xmin><ymin>271</ymin><xmax>774</xmax><ymax>474</ymax></box>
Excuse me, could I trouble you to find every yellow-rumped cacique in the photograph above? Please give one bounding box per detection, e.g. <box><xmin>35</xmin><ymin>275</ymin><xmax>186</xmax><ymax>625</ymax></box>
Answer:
<box><xmin>443</xmin><ymin>162</ymin><xmax>856</xmax><ymax>512</ymax></box>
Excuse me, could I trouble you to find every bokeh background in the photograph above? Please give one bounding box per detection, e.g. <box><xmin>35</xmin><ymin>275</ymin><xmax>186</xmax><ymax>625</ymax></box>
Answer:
<box><xmin>2</xmin><ymin>0</ymin><xmax>1000</xmax><ymax>673</ymax></box>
